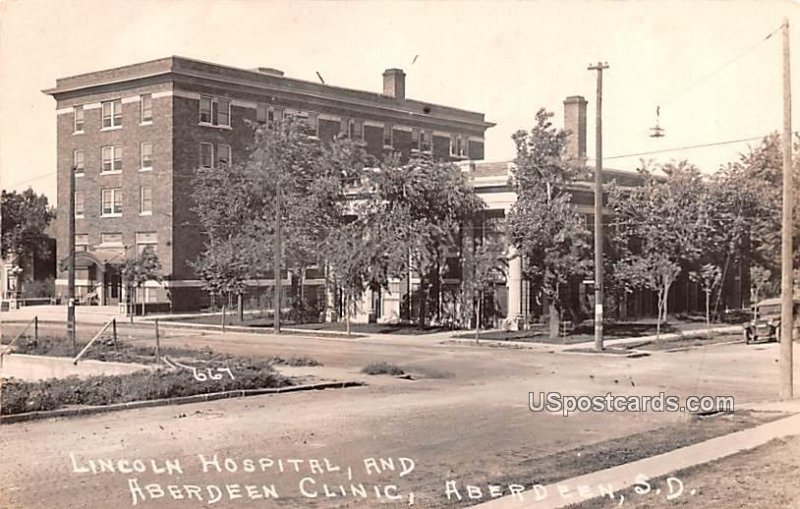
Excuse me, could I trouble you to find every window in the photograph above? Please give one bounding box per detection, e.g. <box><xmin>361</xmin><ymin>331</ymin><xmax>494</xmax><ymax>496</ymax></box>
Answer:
<box><xmin>256</xmin><ymin>103</ymin><xmax>268</xmax><ymax>124</ymax></box>
<box><xmin>412</xmin><ymin>128</ymin><xmax>420</xmax><ymax>147</ymax></box>
<box><xmin>267</xmin><ymin>107</ymin><xmax>283</xmax><ymax>127</ymax></box>
<box><xmin>200</xmin><ymin>96</ymin><xmax>231</xmax><ymax>127</ymax></box>
<box><xmin>140</xmin><ymin>94</ymin><xmax>152</xmax><ymax>123</ymax></box>
<box><xmin>217</xmin><ymin>144</ymin><xmax>231</xmax><ymax>168</ymax></box>
<box><xmin>101</xmin><ymin>99</ymin><xmax>122</xmax><ymax>128</ymax></box>
<box><xmin>383</xmin><ymin>124</ymin><xmax>393</xmax><ymax>147</ymax></box>
<box><xmin>450</xmin><ymin>134</ymin><xmax>465</xmax><ymax>157</ymax></box>
<box><xmin>74</xmin><ymin>191</ymin><xmax>85</xmax><ymax>217</ymax></box>
<box><xmin>135</xmin><ymin>232</ymin><xmax>158</xmax><ymax>255</ymax></box>
<box><xmin>73</xmin><ymin>149</ymin><xmax>85</xmax><ymax>175</ymax></box>
<box><xmin>100</xmin><ymin>233</ymin><xmax>122</xmax><ymax>245</ymax></box>
<box><xmin>420</xmin><ymin>130</ymin><xmax>431</xmax><ymax>152</ymax></box>
<box><xmin>101</xmin><ymin>146</ymin><xmax>122</xmax><ymax>172</ymax></box>
<box><xmin>140</xmin><ymin>142</ymin><xmax>153</xmax><ymax>170</ymax></box>
<box><xmin>308</xmin><ymin>113</ymin><xmax>318</xmax><ymax>136</ymax></box>
<box><xmin>101</xmin><ymin>188</ymin><xmax>122</xmax><ymax>216</ymax></box>
<box><xmin>199</xmin><ymin>143</ymin><xmax>214</xmax><ymax>168</ymax></box>
<box><xmin>200</xmin><ymin>96</ymin><xmax>212</xmax><ymax>124</ymax></box>
<box><xmin>139</xmin><ymin>186</ymin><xmax>152</xmax><ymax>215</ymax></box>
<box><xmin>349</xmin><ymin>119</ymin><xmax>364</xmax><ymax>141</ymax></box>
<box><xmin>75</xmin><ymin>234</ymin><xmax>89</xmax><ymax>252</ymax></box>
<box><xmin>74</xmin><ymin>106</ymin><xmax>84</xmax><ymax>133</ymax></box>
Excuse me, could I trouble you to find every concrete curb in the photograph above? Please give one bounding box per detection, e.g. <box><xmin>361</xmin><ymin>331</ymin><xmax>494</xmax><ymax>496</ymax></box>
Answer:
<box><xmin>144</xmin><ymin>319</ymin><xmax>367</xmax><ymax>340</ymax></box>
<box><xmin>0</xmin><ymin>380</ymin><xmax>365</xmax><ymax>425</ymax></box>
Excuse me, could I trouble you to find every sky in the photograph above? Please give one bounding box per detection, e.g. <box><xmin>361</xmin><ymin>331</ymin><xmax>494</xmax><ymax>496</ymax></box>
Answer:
<box><xmin>2</xmin><ymin>0</ymin><xmax>800</xmax><ymax>203</ymax></box>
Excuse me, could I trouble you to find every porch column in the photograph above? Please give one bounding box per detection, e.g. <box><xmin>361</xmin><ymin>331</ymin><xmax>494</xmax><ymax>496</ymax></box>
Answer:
<box><xmin>506</xmin><ymin>247</ymin><xmax>522</xmax><ymax>330</ymax></box>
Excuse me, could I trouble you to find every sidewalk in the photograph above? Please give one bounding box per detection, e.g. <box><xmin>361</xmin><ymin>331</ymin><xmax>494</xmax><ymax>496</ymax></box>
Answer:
<box><xmin>471</xmin><ymin>402</ymin><xmax>800</xmax><ymax>509</ymax></box>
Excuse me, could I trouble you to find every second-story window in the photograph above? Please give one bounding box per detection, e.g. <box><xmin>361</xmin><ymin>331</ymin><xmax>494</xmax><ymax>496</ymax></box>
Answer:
<box><xmin>199</xmin><ymin>96</ymin><xmax>231</xmax><ymax>127</ymax></box>
<box><xmin>74</xmin><ymin>106</ymin><xmax>84</xmax><ymax>133</ymax></box>
<box><xmin>140</xmin><ymin>142</ymin><xmax>153</xmax><ymax>170</ymax></box>
<box><xmin>101</xmin><ymin>99</ymin><xmax>122</xmax><ymax>128</ymax></box>
<box><xmin>140</xmin><ymin>94</ymin><xmax>152</xmax><ymax>123</ymax></box>
<box><xmin>349</xmin><ymin>119</ymin><xmax>364</xmax><ymax>141</ymax></box>
<box><xmin>101</xmin><ymin>188</ymin><xmax>123</xmax><ymax>216</ymax></box>
<box><xmin>73</xmin><ymin>149</ymin><xmax>85</xmax><ymax>175</ymax></box>
<box><xmin>74</xmin><ymin>191</ymin><xmax>85</xmax><ymax>218</ymax></box>
<box><xmin>199</xmin><ymin>143</ymin><xmax>214</xmax><ymax>168</ymax></box>
<box><xmin>102</xmin><ymin>146</ymin><xmax>122</xmax><ymax>172</ymax></box>
<box><xmin>383</xmin><ymin>124</ymin><xmax>393</xmax><ymax>147</ymax></box>
<box><xmin>140</xmin><ymin>186</ymin><xmax>152</xmax><ymax>215</ymax></box>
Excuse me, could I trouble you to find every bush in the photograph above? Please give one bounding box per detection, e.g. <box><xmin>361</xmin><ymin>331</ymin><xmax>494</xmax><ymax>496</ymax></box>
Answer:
<box><xmin>21</xmin><ymin>278</ymin><xmax>55</xmax><ymax>299</ymax></box>
<box><xmin>0</xmin><ymin>359</ymin><xmax>292</xmax><ymax>415</ymax></box>
<box><xmin>361</xmin><ymin>362</ymin><xmax>405</xmax><ymax>376</ymax></box>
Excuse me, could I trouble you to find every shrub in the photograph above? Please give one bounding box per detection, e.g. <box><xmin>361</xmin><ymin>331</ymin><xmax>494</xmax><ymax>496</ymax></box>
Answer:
<box><xmin>361</xmin><ymin>362</ymin><xmax>405</xmax><ymax>376</ymax></box>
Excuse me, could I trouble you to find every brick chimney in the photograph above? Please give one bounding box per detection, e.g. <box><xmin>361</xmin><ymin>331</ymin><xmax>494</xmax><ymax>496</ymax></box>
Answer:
<box><xmin>383</xmin><ymin>69</ymin><xmax>406</xmax><ymax>99</ymax></box>
<box><xmin>563</xmin><ymin>96</ymin><xmax>587</xmax><ymax>161</ymax></box>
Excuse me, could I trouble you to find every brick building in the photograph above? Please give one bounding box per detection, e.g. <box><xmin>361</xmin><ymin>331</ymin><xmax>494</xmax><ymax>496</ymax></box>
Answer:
<box><xmin>44</xmin><ymin>56</ymin><xmax>494</xmax><ymax>312</ymax></box>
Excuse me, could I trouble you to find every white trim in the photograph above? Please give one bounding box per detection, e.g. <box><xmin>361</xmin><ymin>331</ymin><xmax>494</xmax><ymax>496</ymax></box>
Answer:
<box><xmin>100</xmin><ymin>213</ymin><xmax>123</xmax><ymax>218</ymax></box>
<box><xmin>56</xmin><ymin>279</ymin><xmax>93</xmax><ymax>286</ymax></box>
<box><xmin>363</xmin><ymin>120</ymin><xmax>384</xmax><ymax>128</ymax></box>
<box><xmin>173</xmin><ymin>90</ymin><xmax>202</xmax><ymax>101</ymax></box>
<box><xmin>433</xmin><ymin>130</ymin><xmax>450</xmax><ymax>137</ymax></box>
<box><xmin>84</xmin><ymin>102</ymin><xmax>101</xmax><ymax>110</ymax></box>
<box><xmin>468</xmin><ymin>136</ymin><xmax>484</xmax><ymax>142</ymax></box>
<box><xmin>121</xmin><ymin>96</ymin><xmax>140</xmax><ymax>104</ymax></box>
<box><xmin>152</xmin><ymin>91</ymin><xmax>172</xmax><ymax>99</ymax></box>
<box><xmin>231</xmin><ymin>98</ymin><xmax>257</xmax><ymax>109</ymax></box>
<box><xmin>100</xmin><ymin>170</ymin><xmax>122</xmax><ymax>175</ymax></box>
<box><xmin>100</xmin><ymin>125</ymin><xmax>123</xmax><ymax>132</ymax></box>
<box><xmin>319</xmin><ymin>114</ymin><xmax>341</xmax><ymax>122</ymax></box>
<box><xmin>393</xmin><ymin>125</ymin><xmax>413</xmax><ymax>132</ymax></box>
<box><xmin>198</xmin><ymin>122</ymin><xmax>233</xmax><ymax>131</ymax></box>
<box><xmin>139</xmin><ymin>121</ymin><xmax>153</xmax><ymax>127</ymax></box>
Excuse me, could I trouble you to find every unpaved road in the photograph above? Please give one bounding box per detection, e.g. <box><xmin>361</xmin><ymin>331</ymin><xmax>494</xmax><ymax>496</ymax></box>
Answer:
<box><xmin>1</xmin><ymin>326</ymin><xmax>798</xmax><ymax>509</ymax></box>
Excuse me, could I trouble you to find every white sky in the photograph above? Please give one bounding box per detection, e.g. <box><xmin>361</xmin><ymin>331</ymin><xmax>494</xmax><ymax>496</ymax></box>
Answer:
<box><xmin>2</xmin><ymin>0</ymin><xmax>800</xmax><ymax>203</ymax></box>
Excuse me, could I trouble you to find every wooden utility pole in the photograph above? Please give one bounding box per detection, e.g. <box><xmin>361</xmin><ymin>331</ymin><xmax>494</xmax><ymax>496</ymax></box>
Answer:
<box><xmin>588</xmin><ymin>62</ymin><xmax>609</xmax><ymax>352</ymax></box>
<box><xmin>273</xmin><ymin>178</ymin><xmax>282</xmax><ymax>334</ymax></box>
<box><xmin>780</xmin><ymin>18</ymin><xmax>794</xmax><ymax>400</ymax></box>
<box><xmin>67</xmin><ymin>166</ymin><xmax>76</xmax><ymax>352</ymax></box>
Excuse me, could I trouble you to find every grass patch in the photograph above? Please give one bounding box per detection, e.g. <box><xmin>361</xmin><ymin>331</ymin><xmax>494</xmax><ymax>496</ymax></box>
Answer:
<box><xmin>267</xmin><ymin>355</ymin><xmax>321</xmax><ymax>367</ymax></box>
<box><xmin>0</xmin><ymin>358</ymin><xmax>292</xmax><ymax>416</ymax></box>
<box><xmin>361</xmin><ymin>362</ymin><xmax>405</xmax><ymax>376</ymax></box>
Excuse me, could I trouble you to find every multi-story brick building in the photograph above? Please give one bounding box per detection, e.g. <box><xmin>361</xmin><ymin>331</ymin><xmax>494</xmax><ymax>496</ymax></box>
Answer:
<box><xmin>44</xmin><ymin>56</ymin><xmax>494</xmax><ymax>312</ymax></box>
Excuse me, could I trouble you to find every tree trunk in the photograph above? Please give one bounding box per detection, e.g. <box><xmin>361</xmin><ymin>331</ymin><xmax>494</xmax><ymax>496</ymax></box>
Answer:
<box><xmin>418</xmin><ymin>277</ymin><xmax>427</xmax><ymax>330</ymax></box>
<box><xmin>548</xmin><ymin>301</ymin><xmax>560</xmax><ymax>340</ymax></box>
<box><xmin>656</xmin><ymin>287</ymin><xmax>664</xmax><ymax>340</ymax></box>
<box><xmin>475</xmin><ymin>291</ymin><xmax>482</xmax><ymax>343</ymax></box>
<box><xmin>238</xmin><ymin>293</ymin><xmax>244</xmax><ymax>322</ymax></box>
<box><xmin>345</xmin><ymin>293</ymin><xmax>351</xmax><ymax>337</ymax></box>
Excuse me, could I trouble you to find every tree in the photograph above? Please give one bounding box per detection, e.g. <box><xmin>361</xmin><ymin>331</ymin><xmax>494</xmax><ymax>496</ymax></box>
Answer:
<box><xmin>466</xmin><ymin>240</ymin><xmax>507</xmax><ymax>342</ymax></box>
<box><xmin>689</xmin><ymin>263</ymin><xmax>722</xmax><ymax>330</ymax></box>
<box><xmin>609</xmin><ymin>161</ymin><xmax>712</xmax><ymax>336</ymax></box>
<box><xmin>121</xmin><ymin>246</ymin><xmax>162</xmax><ymax>317</ymax></box>
<box><xmin>370</xmin><ymin>154</ymin><xmax>483</xmax><ymax>328</ymax></box>
<box><xmin>1</xmin><ymin>189</ymin><xmax>55</xmax><ymax>293</ymax></box>
<box><xmin>505</xmin><ymin>109</ymin><xmax>592</xmax><ymax>339</ymax></box>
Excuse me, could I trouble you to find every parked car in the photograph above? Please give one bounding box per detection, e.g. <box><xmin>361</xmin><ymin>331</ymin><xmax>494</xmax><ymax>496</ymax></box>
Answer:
<box><xmin>744</xmin><ymin>297</ymin><xmax>800</xmax><ymax>344</ymax></box>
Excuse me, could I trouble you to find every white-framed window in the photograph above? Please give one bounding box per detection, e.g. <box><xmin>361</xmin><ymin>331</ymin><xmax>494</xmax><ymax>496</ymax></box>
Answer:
<box><xmin>100</xmin><ymin>232</ymin><xmax>122</xmax><ymax>245</ymax></box>
<box><xmin>349</xmin><ymin>119</ymin><xmax>364</xmax><ymax>141</ymax></box>
<box><xmin>256</xmin><ymin>103</ymin><xmax>268</xmax><ymax>124</ymax></box>
<box><xmin>74</xmin><ymin>106</ymin><xmax>84</xmax><ymax>133</ymax></box>
<box><xmin>75</xmin><ymin>234</ymin><xmax>89</xmax><ymax>252</ymax></box>
<box><xmin>140</xmin><ymin>142</ymin><xmax>153</xmax><ymax>170</ymax></box>
<box><xmin>73</xmin><ymin>149</ymin><xmax>85</xmax><ymax>175</ymax></box>
<box><xmin>383</xmin><ymin>124</ymin><xmax>393</xmax><ymax>147</ymax></box>
<box><xmin>450</xmin><ymin>134</ymin><xmax>465</xmax><ymax>157</ymax></box>
<box><xmin>139</xmin><ymin>186</ymin><xmax>152</xmax><ymax>215</ymax></box>
<box><xmin>135</xmin><ymin>232</ymin><xmax>158</xmax><ymax>255</ymax></box>
<box><xmin>412</xmin><ymin>128</ymin><xmax>420</xmax><ymax>149</ymax></box>
<box><xmin>101</xmin><ymin>99</ymin><xmax>122</xmax><ymax>128</ymax></box>
<box><xmin>140</xmin><ymin>93</ymin><xmax>152</xmax><ymax>123</ymax></box>
<box><xmin>74</xmin><ymin>191</ymin><xmax>85</xmax><ymax>218</ymax></box>
<box><xmin>199</xmin><ymin>96</ymin><xmax>231</xmax><ymax>127</ymax></box>
<box><xmin>217</xmin><ymin>144</ymin><xmax>231</xmax><ymax>168</ymax></box>
<box><xmin>199</xmin><ymin>143</ymin><xmax>214</xmax><ymax>168</ymax></box>
<box><xmin>101</xmin><ymin>188</ymin><xmax>122</xmax><ymax>216</ymax></box>
<box><xmin>101</xmin><ymin>146</ymin><xmax>122</xmax><ymax>172</ymax></box>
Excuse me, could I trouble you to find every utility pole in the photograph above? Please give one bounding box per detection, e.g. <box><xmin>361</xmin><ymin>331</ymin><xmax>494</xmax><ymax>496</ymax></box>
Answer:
<box><xmin>67</xmin><ymin>166</ymin><xmax>76</xmax><ymax>351</ymax></box>
<box><xmin>588</xmin><ymin>61</ymin><xmax>609</xmax><ymax>352</ymax></box>
<box><xmin>273</xmin><ymin>177</ymin><xmax>282</xmax><ymax>334</ymax></box>
<box><xmin>780</xmin><ymin>18</ymin><xmax>794</xmax><ymax>400</ymax></box>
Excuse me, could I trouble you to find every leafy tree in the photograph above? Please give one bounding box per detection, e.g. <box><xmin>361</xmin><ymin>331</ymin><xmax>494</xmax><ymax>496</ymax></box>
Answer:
<box><xmin>1</xmin><ymin>189</ymin><xmax>55</xmax><ymax>292</ymax></box>
<box><xmin>121</xmin><ymin>246</ymin><xmax>162</xmax><ymax>317</ymax></box>
<box><xmin>370</xmin><ymin>154</ymin><xmax>483</xmax><ymax>328</ymax></box>
<box><xmin>466</xmin><ymin>240</ymin><xmax>507</xmax><ymax>342</ymax></box>
<box><xmin>609</xmin><ymin>161</ymin><xmax>712</xmax><ymax>336</ymax></box>
<box><xmin>505</xmin><ymin>109</ymin><xmax>592</xmax><ymax>339</ymax></box>
<box><xmin>689</xmin><ymin>263</ymin><xmax>722</xmax><ymax>329</ymax></box>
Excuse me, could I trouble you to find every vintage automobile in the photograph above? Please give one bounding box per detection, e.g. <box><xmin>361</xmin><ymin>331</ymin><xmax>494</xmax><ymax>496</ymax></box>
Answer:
<box><xmin>744</xmin><ymin>297</ymin><xmax>800</xmax><ymax>344</ymax></box>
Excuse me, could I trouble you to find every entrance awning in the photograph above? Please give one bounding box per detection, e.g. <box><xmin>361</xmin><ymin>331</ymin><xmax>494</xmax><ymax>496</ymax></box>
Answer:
<box><xmin>60</xmin><ymin>250</ymin><xmax>126</xmax><ymax>271</ymax></box>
